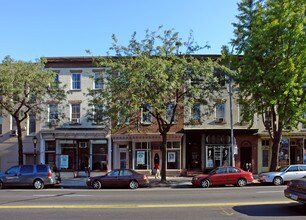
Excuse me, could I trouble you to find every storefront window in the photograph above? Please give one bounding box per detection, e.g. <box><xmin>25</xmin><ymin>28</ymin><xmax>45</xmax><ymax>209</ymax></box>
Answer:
<box><xmin>167</xmin><ymin>142</ymin><xmax>181</xmax><ymax>169</ymax></box>
<box><xmin>134</xmin><ymin>142</ymin><xmax>151</xmax><ymax>170</ymax></box>
<box><xmin>262</xmin><ymin>140</ymin><xmax>270</xmax><ymax>167</ymax></box>
<box><xmin>205</xmin><ymin>145</ymin><xmax>231</xmax><ymax>169</ymax></box>
<box><xmin>60</xmin><ymin>143</ymin><xmax>76</xmax><ymax>170</ymax></box>
<box><xmin>278</xmin><ymin>139</ymin><xmax>289</xmax><ymax>166</ymax></box>
<box><xmin>92</xmin><ymin>143</ymin><xmax>107</xmax><ymax>170</ymax></box>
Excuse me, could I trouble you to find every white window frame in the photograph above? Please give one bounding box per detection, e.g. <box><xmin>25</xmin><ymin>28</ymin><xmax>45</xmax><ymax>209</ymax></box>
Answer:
<box><xmin>215</xmin><ymin>103</ymin><xmax>225</xmax><ymax>119</ymax></box>
<box><xmin>71</xmin><ymin>103</ymin><xmax>81</xmax><ymax>123</ymax></box>
<box><xmin>48</xmin><ymin>104</ymin><xmax>59</xmax><ymax>123</ymax></box>
<box><xmin>141</xmin><ymin>105</ymin><xmax>152</xmax><ymax>124</ymax></box>
<box><xmin>71</xmin><ymin>73</ymin><xmax>81</xmax><ymax>90</ymax></box>
<box><xmin>191</xmin><ymin>103</ymin><xmax>201</xmax><ymax>121</ymax></box>
<box><xmin>94</xmin><ymin>72</ymin><xmax>104</xmax><ymax>90</ymax></box>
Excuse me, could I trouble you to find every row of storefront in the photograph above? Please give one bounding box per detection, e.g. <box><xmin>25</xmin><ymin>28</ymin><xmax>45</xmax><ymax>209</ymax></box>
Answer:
<box><xmin>38</xmin><ymin>128</ymin><xmax>306</xmax><ymax>176</ymax></box>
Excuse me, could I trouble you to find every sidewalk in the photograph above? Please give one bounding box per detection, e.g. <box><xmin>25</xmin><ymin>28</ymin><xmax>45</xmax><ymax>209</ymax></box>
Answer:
<box><xmin>59</xmin><ymin>175</ymin><xmax>260</xmax><ymax>189</ymax></box>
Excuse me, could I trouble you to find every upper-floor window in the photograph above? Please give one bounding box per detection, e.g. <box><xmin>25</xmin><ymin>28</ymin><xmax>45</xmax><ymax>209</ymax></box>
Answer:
<box><xmin>191</xmin><ymin>103</ymin><xmax>201</xmax><ymax>121</ymax></box>
<box><xmin>49</xmin><ymin>104</ymin><xmax>59</xmax><ymax>123</ymax></box>
<box><xmin>166</xmin><ymin>101</ymin><xmax>176</xmax><ymax>123</ymax></box>
<box><xmin>215</xmin><ymin>103</ymin><xmax>225</xmax><ymax>119</ymax></box>
<box><xmin>264</xmin><ymin>111</ymin><xmax>272</xmax><ymax>129</ymax></box>
<box><xmin>94</xmin><ymin>73</ymin><xmax>104</xmax><ymax>90</ymax></box>
<box><xmin>92</xmin><ymin>104</ymin><xmax>104</xmax><ymax>124</ymax></box>
<box><xmin>71</xmin><ymin>104</ymin><xmax>81</xmax><ymax>124</ymax></box>
<box><xmin>71</xmin><ymin>74</ymin><xmax>81</xmax><ymax>90</ymax></box>
<box><xmin>28</xmin><ymin>112</ymin><xmax>36</xmax><ymax>134</ymax></box>
<box><xmin>141</xmin><ymin>105</ymin><xmax>152</xmax><ymax>124</ymax></box>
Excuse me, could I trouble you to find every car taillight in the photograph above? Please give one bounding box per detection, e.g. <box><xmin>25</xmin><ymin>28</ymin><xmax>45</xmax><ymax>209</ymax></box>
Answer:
<box><xmin>143</xmin><ymin>175</ymin><xmax>148</xmax><ymax>180</ymax></box>
<box><xmin>47</xmin><ymin>172</ymin><xmax>52</xmax><ymax>178</ymax></box>
<box><xmin>286</xmin><ymin>181</ymin><xmax>291</xmax><ymax>188</ymax></box>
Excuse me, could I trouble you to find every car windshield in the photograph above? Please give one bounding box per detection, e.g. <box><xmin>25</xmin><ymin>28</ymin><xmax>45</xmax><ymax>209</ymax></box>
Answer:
<box><xmin>276</xmin><ymin>165</ymin><xmax>289</xmax><ymax>172</ymax></box>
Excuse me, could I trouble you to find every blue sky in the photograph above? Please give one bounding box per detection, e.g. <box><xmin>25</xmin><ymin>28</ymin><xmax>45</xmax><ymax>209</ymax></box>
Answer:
<box><xmin>0</xmin><ymin>0</ymin><xmax>240</xmax><ymax>62</ymax></box>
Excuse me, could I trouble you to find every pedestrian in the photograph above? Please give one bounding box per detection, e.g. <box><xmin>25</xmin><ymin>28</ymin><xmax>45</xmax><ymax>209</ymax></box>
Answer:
<box><xmin>154</xmin><ymin>163</ymin><xmax>160</xmax><ymax>179</ymax></box>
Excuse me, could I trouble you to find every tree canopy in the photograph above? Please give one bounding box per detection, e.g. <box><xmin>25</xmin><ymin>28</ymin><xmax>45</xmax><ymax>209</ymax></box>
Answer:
<box><xmin>232</xmin><ymin>0</ymin><xmax>306</xmax><ymax>171</ymax></box>
<box><xmin>88</xmin><ymin>27</ymin><xmax>223</xmax><ymax>181</ymax></box>
<box><xmin>0</xmin><ymin>56</ymin><xmax>66</xmax><ymax>165</ymax></box>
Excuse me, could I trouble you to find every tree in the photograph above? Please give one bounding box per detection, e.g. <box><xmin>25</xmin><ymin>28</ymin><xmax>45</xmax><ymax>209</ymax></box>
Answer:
<box><xmin>0</xmin><ymin>56</ymin><xmax>66</xmax><ymax>165</ymax></box>
<box><xmin>87</xmin><ymin>27</ymin><xmax>222</xmax><ymax>182</ymax></box>
<box><xmin>231</xmin><ymin>0</ymin><xmax>306</xmax><ymax>171</ymax></box>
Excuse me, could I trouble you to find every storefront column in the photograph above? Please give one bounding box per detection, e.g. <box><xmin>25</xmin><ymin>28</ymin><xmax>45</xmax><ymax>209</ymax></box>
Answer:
<box><xmin>107</xmin><ymin>134</ymin><xmax>112</xmax><ymax>171</ymax></box>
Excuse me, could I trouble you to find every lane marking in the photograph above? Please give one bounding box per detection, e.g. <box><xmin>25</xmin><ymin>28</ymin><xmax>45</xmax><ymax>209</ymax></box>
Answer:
<box><xmin>0</xmin><ymin>201</ymin><xmax>293</xmax><ymax>209</ymax></box>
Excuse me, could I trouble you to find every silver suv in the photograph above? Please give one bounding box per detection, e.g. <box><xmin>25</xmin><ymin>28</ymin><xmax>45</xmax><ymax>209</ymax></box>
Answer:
<box><xmin>258</xmin><ymin>164</ymin><xmax>306</xmax><ymax>185</ymax></box>
<box><xmin>0</xmin><ymin>164</ymin><xmax>60</xmax><ymax>189</ymax></box>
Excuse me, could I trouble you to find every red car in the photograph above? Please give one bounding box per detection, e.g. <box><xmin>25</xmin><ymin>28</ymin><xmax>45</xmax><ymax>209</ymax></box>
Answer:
<box><xmin>192</xmin><ymin>166</ymin><xmax>254</xmax><ymax>188</ymax></box>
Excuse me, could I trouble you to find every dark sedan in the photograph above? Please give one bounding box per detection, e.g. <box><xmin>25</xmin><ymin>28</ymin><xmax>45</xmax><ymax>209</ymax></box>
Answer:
<box><xmin>284</xmin><ymin>176</ymin><xmax>306</xmax><ymax>204</ymax></box>
<box><xmin>86</xmin><ymin>169</ymin><xmax>149</xmax><ymax>189</ymax></box>
<box><xmin>192</xmin><ymin>166</ymin><xmax>254</xmax><ymax>188</ymax></box>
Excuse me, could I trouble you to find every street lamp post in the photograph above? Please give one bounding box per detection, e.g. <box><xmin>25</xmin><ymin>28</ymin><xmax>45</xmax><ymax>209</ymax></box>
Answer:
<box><xmin>32</xmin><ymin>136</ymin><xmax>38</xmax><ymax>164</ymax></box>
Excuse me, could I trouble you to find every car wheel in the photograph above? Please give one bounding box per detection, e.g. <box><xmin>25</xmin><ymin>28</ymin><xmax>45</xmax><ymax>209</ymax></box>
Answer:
<box><xmin>129</xmin><ymin>180</ymin><xmax>139</xmax><ymax>189</ymax></box>
<box><xmin>237</xmin><ymin>178</ymin><xmax>247</xmax><ymax>187</ymax></box>
<box><xmin>273</xmin><ymin>177</ymin><xmax>283</xmax><ymax>186</ymax></box>
<box><xmin>200</xmin><ymin>179</ymin><xmax>210</xmax><ymax>188</ymax></box>
<box><xmin>33</xmin><ymin>179</ymin><xmax>44</xmax><ymax>189</ymax></box>
<box><xmin>92</xmin><ymin>180</ymin><xmax>102</xmax><ymax>189</ymax></box>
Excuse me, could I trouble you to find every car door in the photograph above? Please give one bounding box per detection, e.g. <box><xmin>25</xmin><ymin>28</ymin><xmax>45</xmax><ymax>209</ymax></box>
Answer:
<box><xmin>2</xmin><ymin>166</ymin><xmax>20</xmax><ymax>186</ymax></box>
<box><xmin>19</xmin><ymin>165</ymin><xmax>35</xmax><ymax>186</ymax></box>
<box><xmin>227</xmin><ymin>167</ymin><xmax>241</xmax><ymax>184</ymax></box>
<box><xmin>118</xmin><ymin>170</ymin><xmax>132</xmax><ymax>187</ymax></box>
<box><xmin>210</xmin><ymin>167</ymin><xmax>228</xmax><ymax>185</ymax></box>
<box><xmin>282</xmin><ymin>165</ymin><xmax>299</xmax><ymax>181</ymax></box>
<box><xmin>102</xmin><ymin>170</ymin><xmax>120</xmax><ymax>187</ymax></box>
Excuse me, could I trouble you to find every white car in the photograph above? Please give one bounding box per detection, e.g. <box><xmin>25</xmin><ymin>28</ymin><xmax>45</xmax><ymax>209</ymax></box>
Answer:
<box><xmin>258</xmin><ymin>164</ymin><xmax>306</xmax><ymax>185</ymax></box>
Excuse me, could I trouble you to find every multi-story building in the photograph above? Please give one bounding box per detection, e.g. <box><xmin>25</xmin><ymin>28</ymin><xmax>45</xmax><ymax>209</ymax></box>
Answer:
<box><xmin>0</xmin><ymin>56</ymin><xmax>305</xmax><ymax>175</ymax></box>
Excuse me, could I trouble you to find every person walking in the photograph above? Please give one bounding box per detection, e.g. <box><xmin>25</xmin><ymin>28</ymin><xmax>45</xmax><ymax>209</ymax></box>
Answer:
<box><xmin>154</xmin><ymin>163</ymin><xmax>160</xmax><ymax>179</ymax></box>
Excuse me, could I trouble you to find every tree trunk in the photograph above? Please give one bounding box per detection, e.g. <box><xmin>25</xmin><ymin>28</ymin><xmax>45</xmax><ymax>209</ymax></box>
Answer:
<box><xmin>269</xmin><ymin>130</ymin><xmax>282</xmax><ymax>172</ymax></box>
<box><xmin>16</xmin><ymin>121</ymin><xmax>24</xmax><ymax>165</ymax></box>
<box><xmin>160</xmin><ymin>132</ymin><xmax>167</xmax><ymax>183</ymax></box>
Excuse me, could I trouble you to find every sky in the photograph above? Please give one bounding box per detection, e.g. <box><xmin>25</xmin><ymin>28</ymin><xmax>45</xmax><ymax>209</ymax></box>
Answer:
<box><xmin>0</xmin><ymin>0</ymin><xmax>240</xmax><ymax>62</ymax></box>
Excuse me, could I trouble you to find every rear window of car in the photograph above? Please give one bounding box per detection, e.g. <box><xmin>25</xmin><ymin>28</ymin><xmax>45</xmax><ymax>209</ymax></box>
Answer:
<box><xmin>20</xmin><ymin>165</ymin><xmax>34</xmax><ymax>174</ymax></box>
<box><xmin>36</xmin><ymin>165</ymin><xmax>48</xmax><ymax>173</ymax></box>
<box><xmin>299</xmin><ymin>165</ymin><xmax>306</xmax><ymax>171</ymax></box>
<box><xmin>228</xmin><ymin>168</ymin><xmax>240</xmax><ymax>173</ymax></box>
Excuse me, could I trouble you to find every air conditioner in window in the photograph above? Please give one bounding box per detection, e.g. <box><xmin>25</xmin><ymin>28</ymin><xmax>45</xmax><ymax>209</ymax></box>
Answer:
<box><xmin>10</xmin><ymin>129</ymin><xmax>17</xmax><ymax>136</ymax></box>
<box><xmin>71</xmin><ymin>118</ymin><xmax>81</xmax><ymax>124</ymax></box>
<box><xmin>79</xmin><ymin>142</ymin><xmax>88</xmax><ymax>148</ymax></box>
<box><xmin>49</xmin><ymin>119</ymin><xmax>58</xmax><ymax>125</ymax></box>
<box><xmin>216</xmin><ymin>118</ymin><xmax>224</xmax><ymax>123</ymax></box>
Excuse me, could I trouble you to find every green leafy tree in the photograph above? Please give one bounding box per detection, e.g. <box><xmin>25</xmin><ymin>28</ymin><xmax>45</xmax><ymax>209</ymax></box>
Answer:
<box><xmin>88</xmin><ymin>27</ymin><xmax>222</xmax><ymax>182</ymax></box>
<box><xmin>231</xmin><ymin>0</ymin><xmax>306</xmax><ymax>171</ymax></box>
<box><xmin>0</xmin><ymin>56</ymin><xmax>67</xmax><ymax>165</ymax></box>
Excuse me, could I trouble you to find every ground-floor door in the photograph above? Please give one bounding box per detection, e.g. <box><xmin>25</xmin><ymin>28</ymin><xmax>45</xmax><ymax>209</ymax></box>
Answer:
<box><xmin>240</xmin><ymin>146</ymin><xmax>252</xmax><ymax>171</ymax></box>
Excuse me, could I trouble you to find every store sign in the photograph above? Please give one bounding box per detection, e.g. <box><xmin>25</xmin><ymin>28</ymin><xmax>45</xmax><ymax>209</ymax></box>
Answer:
<box><xmin>137</xmin><ymin>151</ymin><xmax>145</xmax><ymax>165</ymax></box>
<box><xmin>60</xmin><ymin>155</ymin><xmax>69</xmax><ymax>168</ymax></box>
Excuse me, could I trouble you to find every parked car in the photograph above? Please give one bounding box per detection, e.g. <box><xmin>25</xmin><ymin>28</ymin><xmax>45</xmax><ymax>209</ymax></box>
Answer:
<box><xmin>191</xmin><ymin>166</ymin><xmax>254</xmax><ymax>188</ymax></box>
<box><xmin>0</xmin><ymin>164</ymin><xmax>60</xmax><ymax>189</ymax></box>
<box><xmin>86</xmin><ymin>169</ymin><xmax>149</xmax><ymax>189</ymax></box>
<box><xmin>258</xmin><ymin>164</ymin><xmax>306</xmax><ymax>185</ymax></box>
<box><xmin>284</xmin><ymin>176</ymin><xmax>306</xmax><ymax>204</ymax></box>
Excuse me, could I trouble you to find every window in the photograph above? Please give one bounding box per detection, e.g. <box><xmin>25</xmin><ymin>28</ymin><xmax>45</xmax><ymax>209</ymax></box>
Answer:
<box><xmin>71</xmin><ymin>73</ymin><xmax>81</xmax><ymax>90</ymax></box>
<box><xmin>92</xmin><ymin>104</ymin><xmax>104</xmax><ymax>124</ymax></box>
<box><xmin>264</xmin><ymin>111</ymin><xmax>272</xmax><ymax>129</ymax></box>
<box><xmin>49</xmin><ymin>104</ymin><xmax>58</xmax><ymax>123</ymax></box>
<box><xmin>94</xmin><ymin>72</ymin><xmax>104</xmax><ymax>89</ymax></box>
<box><xmin>120</xmin><ymin>170</ymin><xmax>132</xmax><ymax>176</ymax></box>
<box><xmin>71</xmin><ymin>104</ymin><xmax>81</xmax><ymax>123</ymax></box>
<box><xmin>134</xmin><ymin>142</ymin><xmax>151</xmax><ymax>170</ymax></box>
<box><xmin>36</xmin><ymin>165</ymin><xmax>48</xmax><ymax>172</ymax></box>
<box><xmin>92</xmin><ymin>142</ymin><xmax>108</xmax><ymax>170</ymax></box>
<box><xmin>20</xmin><ymin>165</ymin><xmax>34</xmax><ymax>174</ymax></box>
<box><xmin>166</xmin><ymin>101</ymin><xmax>176</xmax><ymax>123</ymax></box>
<box><xmin>166</xmin><ymin>142</ymin><xmax>181</xmax><ymax>169</ymax></box>
<box><xmin>191</xmin><ymin>103</ymin><xmax>201</xmax><ymax>121</ymax></box>
<box><xmin>215</xmin><ymin>103</ymin><xmax>225</xmax><ymax>119</ymax></box>
<box><xmin>141</xmin><ymin>105</ymin><xmax>152</xmax><ymax>124</ymax></box>
<box><xmin>302</xmin><ymin>113</ymin><xmax>306</xmax><ymax>129</ymax></box>
<box><xmin>28</xmin><ymin>112</ymin><xmax>36</xmax><ymax>134</ymax></box>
